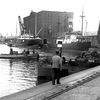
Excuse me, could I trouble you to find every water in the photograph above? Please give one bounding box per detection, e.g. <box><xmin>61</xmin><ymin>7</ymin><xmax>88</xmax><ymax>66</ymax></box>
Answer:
<box><xmin>0</xmin><ymin>44</ymin><xmax>81</xmax><ymax>98</ymax></box>
<box><xmin>0</xmin><ymin>44</ymin><xmax>38</xmax><ymax>97</ymax></box>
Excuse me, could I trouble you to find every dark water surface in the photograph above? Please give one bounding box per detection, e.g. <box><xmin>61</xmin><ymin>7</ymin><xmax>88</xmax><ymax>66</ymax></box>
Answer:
<box><xmin>0</xmin><ymin>44</ymin><xmax>81</xmax><ymax>97</ymax></box>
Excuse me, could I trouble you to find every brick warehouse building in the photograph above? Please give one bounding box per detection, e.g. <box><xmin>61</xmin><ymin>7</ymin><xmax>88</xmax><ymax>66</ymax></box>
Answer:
<box><xmin>23</xmin><ymin>11</ymin><xmax>36</xmax><ymax>37</ymax></box>
<box><xmin>23</xmin><ymin>10</ymin><xmax>73</xmax><ymax>44</ymax></box>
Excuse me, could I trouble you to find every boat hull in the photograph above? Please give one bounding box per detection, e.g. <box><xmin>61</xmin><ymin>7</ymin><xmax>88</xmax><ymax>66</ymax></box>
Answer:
<box><xmin>13</xmin><ymin>38</ymin><xmax>43</xmax><ymax>47</ymax></box>
<box><xmin>0</xmin><ymin>54</ymin><xmax>37</xmax><ymax>60</ymax></box>
<box><xmin>62</xmin><ymin>41</ymin><xmax>91</xmax><ymax>51</ymax></box>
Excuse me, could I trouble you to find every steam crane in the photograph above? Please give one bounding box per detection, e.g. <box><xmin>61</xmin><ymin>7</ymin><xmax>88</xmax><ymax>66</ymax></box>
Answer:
<box><xmin>16</xmin><ymin>15</ymin><xmax>43</xmax><ymax>47</ymax></box>
<box><xmin>18</xmin><ymin>16</ymin><xmax>26</xmax><ymax>35</ymax></box>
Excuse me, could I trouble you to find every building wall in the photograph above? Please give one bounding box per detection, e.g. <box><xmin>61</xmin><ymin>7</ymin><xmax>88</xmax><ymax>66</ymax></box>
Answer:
<box><xmin>37</xmin><ymin>11</ymin><xmax>73</xmax><ymax>40</ymax></box>
<box><xmin>24</xmin><ymin>11</ymin><xmax>36</xmax><ymax>36</ymax></box>
<box><xmin>23</xmin><ymin>10</ymin><xmax>73</xmax><ymax>43</ymax></box>
<box><xmin>97</xmin><ymin>23</ymin><xmax>100</xmax><ymax>44</ymax></box>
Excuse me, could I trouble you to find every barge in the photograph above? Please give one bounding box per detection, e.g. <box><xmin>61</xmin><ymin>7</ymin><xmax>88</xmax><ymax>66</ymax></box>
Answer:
<box><xmin>0</xmin><ymin>54</ymin><xmax>38</xmax><ymax>60</ymax></box>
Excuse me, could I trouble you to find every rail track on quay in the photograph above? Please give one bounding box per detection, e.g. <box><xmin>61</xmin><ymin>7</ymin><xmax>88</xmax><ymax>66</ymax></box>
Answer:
<box><xmin>27</xmin><ymin>68</ymin><xmax>100</xmax><ymax>100</ymax></box>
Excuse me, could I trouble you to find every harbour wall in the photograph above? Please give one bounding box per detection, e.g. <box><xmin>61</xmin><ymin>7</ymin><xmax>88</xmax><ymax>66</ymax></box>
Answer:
<box><xmin>1</xmin><ymin>65</ymin><xmax>100</xmax><ymax>100</ymax></box>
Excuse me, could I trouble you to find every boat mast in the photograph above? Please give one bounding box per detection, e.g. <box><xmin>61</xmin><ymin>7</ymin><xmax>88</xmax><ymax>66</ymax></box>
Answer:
<box><xmin>80</xmin><ymin>9</ymin><xmax>85</xmax><ymax>36</ymax></box>
<box><xmin>35</xmin><ymin>13</ymin><xmax>37</xmax><ymax>38</ymax></box>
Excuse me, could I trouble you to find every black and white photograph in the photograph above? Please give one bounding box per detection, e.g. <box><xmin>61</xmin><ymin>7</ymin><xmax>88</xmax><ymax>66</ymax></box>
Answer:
<box><xmin>0</xmin><ymin>0</ymin><xmax>100</xmax><ymax>100</ymax></box>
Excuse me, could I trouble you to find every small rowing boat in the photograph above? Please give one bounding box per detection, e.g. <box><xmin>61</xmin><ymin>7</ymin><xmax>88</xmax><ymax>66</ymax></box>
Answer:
<box><xmin>0</xmin><ymin>54</ymin><xmax>38</xmax><ymax>60</ymax></box>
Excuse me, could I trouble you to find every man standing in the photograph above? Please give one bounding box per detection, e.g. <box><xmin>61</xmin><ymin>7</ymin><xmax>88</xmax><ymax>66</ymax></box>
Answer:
<box><xmin>51</xmin><ymin>50</ymin><xmax>62</xmax><ymax>85</ymax></box>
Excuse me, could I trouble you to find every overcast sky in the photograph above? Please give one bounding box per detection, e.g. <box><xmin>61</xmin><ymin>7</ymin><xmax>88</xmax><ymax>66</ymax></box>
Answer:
<box><xmin>0</xmin><ymin>0</ymin><xmax>100</xmax><ymax>36</ymax></box>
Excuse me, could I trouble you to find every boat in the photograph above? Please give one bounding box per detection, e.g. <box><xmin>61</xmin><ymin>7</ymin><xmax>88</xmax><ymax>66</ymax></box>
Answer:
<box><xmin>55</xmin><ymin>10</ymin><xmax>92</xmax><ymax>51</ymax></box>
<box><xmin>14</xmin><ymin>35</ymin><xmax>43</xmax><ymax>47</ymax></box>
<box><xmin>0</xmin><ymin>54</ymin><xmax>38</xmax><ymax>60</ymax></box>
<box><xmin>6</xmin><ymin>16</ymin><xmax>43</xmax><ymax>48</ymax></box>
<box><xmin>68</xmin><ymin>48</ymin><xmax>100</xmax><ymax>69</ymax></box>
<box><xmin>56</xmin><ymin>33</ymin><xmax>92</xmax><ymax>51</ymax></box>
<box><xmin>63</xmin><ymin>34</ymin><xmax>91</xmax><ymax>51</ymax></box>
<box><xmin>14</xmin><ymin>16</ymin><xmax>43</xmax><ymax>47</ymax></box>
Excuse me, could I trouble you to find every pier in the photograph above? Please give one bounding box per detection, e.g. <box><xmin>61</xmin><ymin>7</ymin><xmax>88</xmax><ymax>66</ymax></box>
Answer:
<box><xmin>1</xmin><ymin>65</ymin><xmax>100</xmax><ymax>100</ymax></box>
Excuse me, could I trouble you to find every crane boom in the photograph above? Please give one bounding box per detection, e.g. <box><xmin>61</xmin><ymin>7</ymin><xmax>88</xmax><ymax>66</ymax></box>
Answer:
<box><xmin>18</xmin><ymin>16</ymin><xmax>25</xmax><ymax>35</ymax></box>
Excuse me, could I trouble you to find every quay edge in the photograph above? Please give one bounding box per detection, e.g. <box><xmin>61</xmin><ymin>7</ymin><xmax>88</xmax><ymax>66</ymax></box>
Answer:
<box><xmin>1</xmin><ymin>65</ymin><xmax>100</xmax><ymax>100</ymax></box>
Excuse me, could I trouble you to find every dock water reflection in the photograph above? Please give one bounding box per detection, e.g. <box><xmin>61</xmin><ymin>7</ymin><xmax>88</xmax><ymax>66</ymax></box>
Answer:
<box><xmin>0</xmin><ymin>59</ymin><xmax>38</xmax><ymax>97</ymax></box>
<box><xmin>0</xmin><ymin>44</ymin><xmax>39</xmax><ymax>97</ymax></box>
<box><xmin>0</xmin><ymin>44</ymin><xmax>81</xmax><ymax>98</ymax></box>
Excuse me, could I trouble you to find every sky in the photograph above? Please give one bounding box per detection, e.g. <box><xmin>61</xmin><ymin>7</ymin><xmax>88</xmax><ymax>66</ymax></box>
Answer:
<box><xmin>0</xmin><ymin>0</ymin><xmax>100</xmax><ymax>36</ymax></box>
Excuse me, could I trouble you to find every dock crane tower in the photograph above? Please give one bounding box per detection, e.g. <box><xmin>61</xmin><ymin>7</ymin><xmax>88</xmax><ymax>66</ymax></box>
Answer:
<box><xmin>18</xmin><ymin>16</ymin><xmax>26</xmax><ymax>35</ymax></box>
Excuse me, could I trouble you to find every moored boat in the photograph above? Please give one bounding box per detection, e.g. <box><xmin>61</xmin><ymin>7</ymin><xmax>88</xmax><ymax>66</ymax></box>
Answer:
<box><xmin>0</xmin><ymin>54</ymin><xmax>38</xmax><ymax>60</ymax></box>
<box><xmin>6</xmin><ymin>34</ymin><xmax>43</xmax><ymax>48</ymax></box>
<box><xmin>14</xmin><ymin>16</ymin><xmax>43</xmax><ymax>47</ymax></box>
<box><xmin>56</xmin><ymin>34</ymin><xmax>92</xmax><ymax>51</ymax></box>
